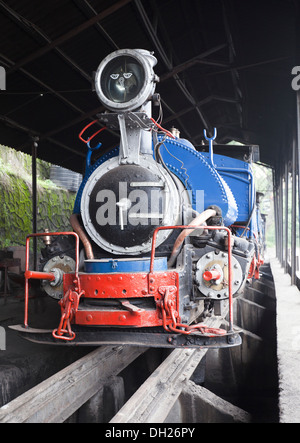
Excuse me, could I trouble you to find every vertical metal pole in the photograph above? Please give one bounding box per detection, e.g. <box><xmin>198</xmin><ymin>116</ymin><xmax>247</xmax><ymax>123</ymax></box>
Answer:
<box><xmin>273</xmin><ymin>168</ymin><xmax>279</xmax><ymax>259</ymax></box>
<box><xmin>291</xmin><ymin>136</ymin><xmax>297</xmax><ymax>285</ymax></box>
<box><xmin>278</xmin><ymin>165</ymin><xmax>284</xmax><ymax>265</ymax></box>
<box><xmin>31</xmin><ymin>136</ymin><xmax>39</xmax><ymax>271</ymax></box>
<box><xmin>284</xmin><ymin>161</ymin><xmax>289</xmax><ymax>273</ymax></box>
<box><xmin>297</xmin><ymin>92</ymin><xmax>300</xmax><ymax>280</ymax></box>
<box><xmin>294</xmin><ymin>1</ymin><xmax>300</xmax><ymax>285</ymax></box>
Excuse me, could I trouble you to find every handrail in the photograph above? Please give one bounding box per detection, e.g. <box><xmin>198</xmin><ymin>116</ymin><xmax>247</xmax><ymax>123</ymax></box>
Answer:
<box><xmin>149</xmin><ymin>224</ymin><xmax>234</xmax><ymax>331</ymax></box>
<box><xmin>24</xmin><ymin>231</ymin><xmax>80</xmax><ymax>328</ymax></box>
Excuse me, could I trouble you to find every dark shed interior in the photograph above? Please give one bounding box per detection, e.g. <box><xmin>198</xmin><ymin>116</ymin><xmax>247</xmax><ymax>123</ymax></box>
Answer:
<box><xmin>0</xmin><ymin>0</ymin><xmax>297</xmax><ymax>172</ymax></box>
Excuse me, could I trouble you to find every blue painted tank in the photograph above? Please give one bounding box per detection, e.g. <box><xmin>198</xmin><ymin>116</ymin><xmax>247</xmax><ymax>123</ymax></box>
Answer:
<box><xmin>158</xmin><ymin>137</ymin><xmax>238</xmax><ymax>226</ymax></box>
<box><xmin>74</xmin><ymin>135</ymin><xmax>255</xmax><ymax>229</ymax></box>
<box><xmin>84</xmin><ymin>257</ymin><xmax>167</xmax><ymax>273</ymax></box>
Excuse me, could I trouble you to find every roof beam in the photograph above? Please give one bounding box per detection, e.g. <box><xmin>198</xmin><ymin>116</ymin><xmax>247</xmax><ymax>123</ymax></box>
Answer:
<box><xmin>1</xmin><ymin>0</ymin><xmax>223</xmax><ymax>147</ymax></box>
<box><xmin>6</xmin><ymin>0</ymin><xmax>133</xmax><ymax>75</ymax></box>
<box><xmin>41</xmin><ymin>106</ymin><xmax>105</xmax><ymax>140</ymax></box>
<box><xmin>1</xmin><ymin>53</ymin><xmax>87</xmax><ymax>115</ymax></box>
<box><xmin>221</xmin><ymin>2</ymin><xmax>244</xmax><ymax>128</ymax></box>
<box><xmin>160</xmin><ymin>44</ymin><xmax>228</xmax><ymax>82</ymax></box>
<box><xmin>39</xmin><ymin>0</ymin><xmax>205</xmax><ymax>144</ymax></box>
<box><xmin>0</xmin><ymin>0</ymin><xmax>92</xmax><ymax>83</ymax></box>
<box><xmin>0</xmin><ymin>2</ymin><xmax>120</xmax><ymax>149</ymax></box>
<box><xmin>12</xmin><ymin>104</ymin><xmax>108</xmax><ymax>155</ymax></box>
<box><xmin>73</xmin><ymin>0</ymin><xmax>120</xmax><ymax>50</ymax></box>
<box><xmin>0</xmin><ymin>114</ymin><xmax>85</xmax><ymax>158</ymax></box>
<box><xmin>0</xmin><ymin>0</ymin><xmax>242</xmax><ymax>156</ymax></box>
<box><xmin>163</xmin><ymin>95</ymin><xmax>239</xmax><ymax>127</ymax></box>
<box><xmin>160</xmin><ymin>98</ymin><xmax>194</xmax><ymax>142</ymax></box>
<box><xmin>133</xmin><ymin>0</ymin><xmax>213</xmax><ymax>130</ymax></box>
<box><xmin>0</xmin><ymin>52</ymin><xmax>119</xmax><ymax>148</ymax></box>
<box><xmin>0</xmin><ymin>0</ymin><xmax>174</xmax><ymax>152</ymax></box>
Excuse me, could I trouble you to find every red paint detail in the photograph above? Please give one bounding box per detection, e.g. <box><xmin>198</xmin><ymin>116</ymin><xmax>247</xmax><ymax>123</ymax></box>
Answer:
<box><xmin>63</xmin><ymin>272</ymin><xmax>178</xmax><ymax>300</ymax></box>
<box><xmin>158</xmin><ymin>285</ymin><xmax>226</xmax><ymax>337</ymax></box>
<box><xmin>203</xmin><ymin>270</ymin><xmax>221</xmax><ymax>281</ymax></box>
<box><xmin>78</xmin><ymin>120</ymin><xmax>107</xmax><ymax>144</ymax></box>
<box><xmin>247</xmin><ymin>254</ymin><xmax>264</xmax><ymax>280</ymax></box>
<box><xmin>24</xmin><ymin>231</ymin><xmax>80</xmax><ymax>330</ymax></box>
<box><xmin>53</xmin><ymin>288</ymin><xmax>84</xmax><ymax>341</ymax></box>
<box><xmin>24</xmin><ymin>270</ymin><xmax>55</xmax><ymax>281</ymax></box>
<box><xmin>63</xmin><ymin>271</ymin><xmax>179</xmax><ymax>328</ymax></box>
<box><xmin>23</xmin><ymin>224</ymin><xmax>241</xmax><ymax>341</ymax></box>
<box><xmin>75</xmin><ymin>310</ymin><xmax>161</xmax><ymax>327</ymax></box>
<box><xmin>150</xmin><ymin>225</ymin><xmax>234</xmax><ymax>331</ymax></box>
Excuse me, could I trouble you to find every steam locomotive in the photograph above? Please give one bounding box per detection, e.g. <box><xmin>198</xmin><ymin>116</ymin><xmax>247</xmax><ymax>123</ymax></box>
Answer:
<box><xmin>13</xmin><ymin>49</ymin><xmax>264</xmax><ymax>348</ymax></box>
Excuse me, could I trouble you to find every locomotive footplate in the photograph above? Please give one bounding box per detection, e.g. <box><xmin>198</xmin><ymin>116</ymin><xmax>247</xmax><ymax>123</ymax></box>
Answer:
<box><xmin>10</xmin><ymin>325</ymin><xmax>242</xmax><ymax>349</ymax></box>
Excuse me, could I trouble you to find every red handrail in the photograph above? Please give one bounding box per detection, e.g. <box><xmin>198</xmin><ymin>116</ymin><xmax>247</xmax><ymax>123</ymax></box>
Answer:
<box><xmin>24</xmin><ymin>232</ymin><xmax>80</xmax><ymax>328</ymax></box>
<box><xmin>149</xmin><ymin>225</ymin><xmax>234</xmax><ymax>331</ymax></box>
<box><xmin>78</xmin><ymin>120</ymin><xmax>106</xmax><ymax>144</ymax></box>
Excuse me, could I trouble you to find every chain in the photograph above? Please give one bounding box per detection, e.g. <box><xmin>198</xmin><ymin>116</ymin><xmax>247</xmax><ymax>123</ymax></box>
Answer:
<box><xmin>158</xmin><ymin>286</ymin><xmax>227</xmax><ymax>337</ymax></box>
<box><xmin>52</xmin><ymin>288</ymin><xmax>84</xmax><ymax>341</ymax></box>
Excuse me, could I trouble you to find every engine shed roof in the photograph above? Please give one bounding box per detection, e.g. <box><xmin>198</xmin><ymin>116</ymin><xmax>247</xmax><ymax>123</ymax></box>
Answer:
<box><xmin>0</xmin><ymin>0</ymin><xmax>297</xmax><ymax>172</ymax></box>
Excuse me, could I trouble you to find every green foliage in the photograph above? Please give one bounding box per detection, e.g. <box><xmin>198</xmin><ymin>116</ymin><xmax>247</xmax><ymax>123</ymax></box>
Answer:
<box><xmin>0</xmin><ymin>145</ymin><xmax>76</xmax><ymax>248</ymax></box>
<box><xmin>252</xmin><ymin>163</ymin><xmax>275</xmax><ymax>248</ymax></box>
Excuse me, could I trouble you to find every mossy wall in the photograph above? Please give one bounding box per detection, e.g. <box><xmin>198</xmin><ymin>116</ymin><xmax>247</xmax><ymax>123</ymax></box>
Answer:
<box><xmin>0</xmin><ymin>145</ymin><xmax>76</xmax><ymax>249</ymax></box>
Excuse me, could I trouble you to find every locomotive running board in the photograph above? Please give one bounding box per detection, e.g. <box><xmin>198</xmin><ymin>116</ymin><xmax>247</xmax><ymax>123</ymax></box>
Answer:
<box><xmin>10</xmin><ymin>325</ymin><xmax>242</xmax><ymax>349</ymax></box>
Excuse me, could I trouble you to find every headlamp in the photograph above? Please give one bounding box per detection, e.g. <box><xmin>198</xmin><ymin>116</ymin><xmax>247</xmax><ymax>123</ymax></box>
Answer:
<box><xmin>95</xmin><ymin>49</ymin><xmax>158</xmax><ymax>112</ymax></box>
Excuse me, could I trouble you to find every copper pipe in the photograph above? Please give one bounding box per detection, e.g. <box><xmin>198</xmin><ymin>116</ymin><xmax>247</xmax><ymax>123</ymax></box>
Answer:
<box><xmin>168</xmin><ymin>209</ymin><xmax>216</xmax><ymax>267</ymax></box>
<box><xmin>70</xmin><ymin>213</ymin><xmax>94</xmax><ymax>260</ymax></box>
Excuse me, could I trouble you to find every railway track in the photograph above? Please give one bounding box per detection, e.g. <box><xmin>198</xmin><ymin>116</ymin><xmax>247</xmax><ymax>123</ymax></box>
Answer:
<box><xmin>0</xmin><ymin>345</ymin><xmax>147</xmax><ymax>423</ymax></box>
<box><xmin>0</xmin><ymin>261</ymin><xmax>278</xmax><ymax>423</ymax></box>
<box><xmin>0</xmin><ymin>316</ymin><xmax>243</xmax><ymax>423</ymax></box>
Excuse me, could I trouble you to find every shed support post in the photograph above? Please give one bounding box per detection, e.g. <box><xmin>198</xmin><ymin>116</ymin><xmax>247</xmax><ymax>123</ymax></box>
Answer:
<box><xmin>31</xmin><ymin>136</ymin><xmax>39</xmax><ymax>271</ymax></box>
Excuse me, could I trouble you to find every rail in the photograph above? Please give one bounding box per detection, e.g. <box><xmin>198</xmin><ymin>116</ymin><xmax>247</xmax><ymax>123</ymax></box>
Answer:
<box><xmin>0</xmin><ymin>262</ymin><xmax>277</xmax><ymax>424</ymax></box>
<box><xmin>0</xmin><ymin>226</ymin><xmax>236</xmax><ymax>423</ymax></box>
<box><xmin>111</xmin><ymin>316</ymin><xmax>224</xmax><ymax>423</ymax></box>
<box><xmin>0</xmin><ymin>346</ymin><xmax>146</xmax><ymax>423</ymax></box>
<box><xmin>0</xmin><ymin>315</ymin><xmax>229</xmax><ymax>423</ymax></box>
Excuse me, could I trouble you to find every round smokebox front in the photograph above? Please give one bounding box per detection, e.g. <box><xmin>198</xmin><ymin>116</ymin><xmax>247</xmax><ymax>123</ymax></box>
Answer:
<box><xmin>82</xmin><ymin>164</ymin><xmax>166</xmax><ymax>253</ymax></box>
